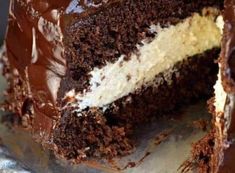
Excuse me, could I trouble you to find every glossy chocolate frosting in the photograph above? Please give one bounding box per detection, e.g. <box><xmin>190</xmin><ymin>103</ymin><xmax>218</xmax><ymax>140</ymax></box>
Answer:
<box><xmin>216</xmin><ymin>0</ymin><xmax>235</xmax><ymax>172</ymax></box>
<box><xmin>5</xmin><ymin>0</ymin><xmax>110</xmax><ymax>143</ymax></box>
<box><xmin>221</xmin><ymin>0</ymin><xmax>235</xmax><ymax>92</ymax></box>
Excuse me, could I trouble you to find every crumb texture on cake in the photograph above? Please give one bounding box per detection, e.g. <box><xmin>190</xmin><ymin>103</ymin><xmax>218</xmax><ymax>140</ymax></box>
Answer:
<box><xmin>64</xmin><ymin>11</ymin><xmax>222</xmax><ymax>112</ymax></box>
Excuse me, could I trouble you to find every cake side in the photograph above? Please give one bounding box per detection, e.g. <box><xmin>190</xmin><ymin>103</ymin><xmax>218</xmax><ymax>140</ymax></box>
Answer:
<box><xmin>221</xmin><ymin>0</ymin><xmax>235</xmax><ymax>93</ymax></box>
<box><xmin>207</xmin><ymin>69</ymin><xmax>235</xmax><ymax>173</ymax></box>
<box><xmin>210</xmin><ymin>0</ymin><xmax>235</xmax><ymax>172</ymax></box>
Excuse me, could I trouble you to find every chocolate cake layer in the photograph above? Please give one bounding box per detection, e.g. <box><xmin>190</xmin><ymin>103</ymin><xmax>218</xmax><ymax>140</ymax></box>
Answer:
<box><xmin>53</xmin><ymin>48</ymin><xmax>219</xmax><ymax>162</ymax></box>
<box><xmin>62</xmin><ymin>0</ymin><xmax>223</xmax><ymax>94</ymax></box>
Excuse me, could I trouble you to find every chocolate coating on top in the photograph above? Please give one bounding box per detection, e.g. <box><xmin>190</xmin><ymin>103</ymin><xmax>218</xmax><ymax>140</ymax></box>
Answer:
<box><xmin>217</xmin><ymin>0</ymin><xmax>235</xmax><ymax>172</ymax></box>
<box><xmin>6</xmin><ymin>0</ymin><xmax>68</xmax><ymax>140</ymax></box>
<box><xmin>5</xmin><ymin>0</ymin><xmax>109</xmax><ymax>141</ymax></box>
<box><xmin>6</xmin><ymin>0</ymin><xmax>111</xmax><ymax>104</ymax></box>
<box><xmin>215</xmin><ymin>94</ymin><xmax>235</xmax><ymax>173</ymax></box>
<box><xmin>221</xmin><ymin>0</ymin><xmax>235</xmax><ymax>92</ymax></box>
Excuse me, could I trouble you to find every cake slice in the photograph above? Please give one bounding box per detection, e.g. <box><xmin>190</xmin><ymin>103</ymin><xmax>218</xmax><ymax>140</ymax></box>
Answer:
<box><xmin>2</xmin><ymin>0</ymin><xmax>223</xmax><ymax>162</ymax></box>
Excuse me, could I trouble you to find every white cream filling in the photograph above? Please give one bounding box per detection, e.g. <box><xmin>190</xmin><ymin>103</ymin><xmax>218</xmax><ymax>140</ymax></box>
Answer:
<box><xmin>214</xmin><ymin>68</ymin><xmax>227</xmax><ymax>114</ymax></box>
<box><xmin>65</xmin><ymin>10</ymin><xmax>222</xmax><ymax>112</ymax></box>
<box><xmin>213</xmin><ymin>17</ymin><xmax>227</xmax><ymax>141</ymax></box>
<box><xmin>213</xmin><ymin>68</ymin><xmax>231</xmax><ymax>169</ymax></box>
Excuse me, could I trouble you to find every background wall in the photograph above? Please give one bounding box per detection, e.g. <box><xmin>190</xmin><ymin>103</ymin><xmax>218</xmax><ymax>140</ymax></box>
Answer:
<box><xmin>0</xmin><ymin>0</ymin><xmax>9</xmax><ymax>44</ymax></box>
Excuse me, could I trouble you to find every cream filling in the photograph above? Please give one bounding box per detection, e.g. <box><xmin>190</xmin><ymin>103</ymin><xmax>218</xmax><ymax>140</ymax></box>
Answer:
<box><xmin>213</xmin><ymin>67</ymin><xmax>230</xmax><ymax>169</ymax></box>
<box><xmin>214</xmin><ymin>67</ymin><xmax>227</xmax><ymax>143</ymax></box>
<box><xmin>214</xmin><ymin>68</ymin><xmax>227</xmax><ymax>114</ymax></box>
<box><xmin>213</xmin><ymin>14</ymin><xmax>225</xmax><ymax>114</ymax></box>
<box><xmin>213</xmin><ymin>17</ymin><xmax>227</xmax><ymax>140</ymax></box>
<box><xmin>65</xmin><ymin>9</ymin><xmax>222</xmax><ymax>112</ymax></box>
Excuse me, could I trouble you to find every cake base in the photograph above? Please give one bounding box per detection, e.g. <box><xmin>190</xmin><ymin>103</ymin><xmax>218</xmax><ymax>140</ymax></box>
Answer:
<box><xmin>53</xmin><ymin>48</ymin><xmax>220</xmax><ymax>162</ymax></box>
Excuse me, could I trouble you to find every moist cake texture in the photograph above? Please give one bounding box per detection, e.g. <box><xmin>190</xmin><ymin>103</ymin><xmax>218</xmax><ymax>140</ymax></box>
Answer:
<box><xmin>2</xmin><ymin>0</ymin><xmax>223</xmax><ymax>164</ymax></box>
<box><xmin>63</xmin><ymin>12</ymin><xmax>221</xmax><ymax>112</ymax></box>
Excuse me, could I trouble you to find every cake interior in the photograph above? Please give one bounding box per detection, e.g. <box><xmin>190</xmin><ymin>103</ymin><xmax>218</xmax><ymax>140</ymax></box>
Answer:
<box><xmin>53</xmin><ymin>7</ymin><xmax>223</xmax><ymax>161</ymax></box>
<box><xmin>2</xmin><ymin>0</ymin><xmax>225</xmax><ymax>166</ymax></box>
<box><xmin>63</xmin><ymin>10</ymin><xmax>221</xmax><ymax>112</ymax></box>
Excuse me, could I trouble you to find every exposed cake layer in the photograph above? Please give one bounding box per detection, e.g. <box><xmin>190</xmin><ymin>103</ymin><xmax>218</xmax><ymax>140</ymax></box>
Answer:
<box><xmin>59</xmin><ymin>0</ymin><xmax>223</xmax><ymax>98</ymax></box>
<box><xmin>64</xmin><ymin>11</ymin><xmax>222</xmax><ymax>112</ymax></box>
<box><xmin>62</xmin><ymin>0</ymin><xmax>223</xmax><ymax>95</ymax></box>
<box><xmin>54</xmin><ymin>48</ymin><xmax>220</xmax><ymax>161</ymax></box>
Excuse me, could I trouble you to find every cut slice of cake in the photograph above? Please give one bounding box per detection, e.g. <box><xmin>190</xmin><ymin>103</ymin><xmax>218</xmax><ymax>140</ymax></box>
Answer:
<box><xmin>2</xmin><ymin>0</ymin><xmax>223</xmax><ymax>163</ymax></box>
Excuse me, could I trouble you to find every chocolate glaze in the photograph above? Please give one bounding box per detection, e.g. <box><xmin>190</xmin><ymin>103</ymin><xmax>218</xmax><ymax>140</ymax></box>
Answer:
<box><xmin>222</xmin><ymin>0</ymin><xmax>235</xmax><ymax>92</ymax></box>
<box><xmin>215</xmin><ymin>94</ymin><xmax>235</xmax><ymax>173</ymax></box>
<box><xmin>215</xmin><ymin>0</ymin><xmax>235</xmax><ymax>172</ymax></box>
<box><xmin>5</xmin><ymin>0</ymin><xmax>109</xmax><ymax>143</ymax></box>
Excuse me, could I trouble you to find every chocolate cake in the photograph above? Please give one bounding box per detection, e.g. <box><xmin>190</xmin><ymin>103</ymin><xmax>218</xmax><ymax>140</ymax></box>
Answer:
<box><xmin>1</xmin><ymin>0</ymin><xmax>225</xmax><ymax>166</ymax></box>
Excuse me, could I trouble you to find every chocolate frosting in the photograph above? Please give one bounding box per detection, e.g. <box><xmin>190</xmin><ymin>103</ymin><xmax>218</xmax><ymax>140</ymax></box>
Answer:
<box><xmin>216</xmin><ymin>94</ymin><xmax>235</xmax><ymax>173</ymax></box>
<box><xmin>222</xmin><ymin>0</ymin><xmax>235</xmax><ymax>92</ymax></box>
<box><xmin>5</xmin><ymin>0</ymin><xmax>110</xmax><ymax>142</ymax></box>
<box><xmin>217</xmin><ymin>0</ymin><xmax>235</xmax><ymax>172</ymax></box>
